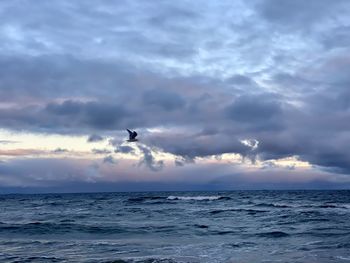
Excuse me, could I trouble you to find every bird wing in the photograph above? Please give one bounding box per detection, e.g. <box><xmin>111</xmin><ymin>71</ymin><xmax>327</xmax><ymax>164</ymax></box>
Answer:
<box><xmin>132</xmin><ymin>131</ymin><xmax>138</xmax><ymax>139</ymax></box>
<box><xmin>126</xmin><ymin>129</ymin><xmax>133</xmax><ymax>139</ymax></box>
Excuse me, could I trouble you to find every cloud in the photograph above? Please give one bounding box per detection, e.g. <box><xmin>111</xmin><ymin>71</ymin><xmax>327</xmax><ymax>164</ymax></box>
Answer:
<box><xmin>46</xmin><ymin>100</ymin><xmax>127</xmax><ymax>130</ymax></box>
<box><xmin>225</xmin><ymin>94</ymin><xmax>284</xmax><ymax>130</ymax></box>
<box><xmin>321</xmin><ymin>26</ymin><xmax>350</xmax><ymax>50</ymax></box>
<box><xmin>0</xmin><ymin>156</ymin><xmax>349</xmax><ymax>192</ymax></box>
<box><xmin>0</xmin><ymin>158</ymin><xmax>88</xmax><ymax>187</ymax></box>
<box><xmin>52</xmin><ymin>148</ymin><xmax>68</xmax><ymax>153</ymax></box>
<box><xmin>1</xmin><ymin>0</ymin><xmax>350</xmax><ymax>191</ymax></box>
<box><xmin>114</xmin><ymin>145</ymin><xmax>135</xmax><ymax>154</ymax></box>
<box><xmin>254</xmin><ymin>0</ymin><xmax>350</xmax><ymax>31</ymax></box>
<box><xmin>0</xmin><ymin>140</ymin><xmax>19</xmax><ymax>144</ymax></box>
<box><xmin>174</xmin><ymin>156</ymin><xmax>195</xmax><ymax>167</ymax></box>
<box><xmin>0</xmin><ymin>149</ymin><xmax>47</xmax><ymax>157</ymax></box>
<box><xmin>137</xmin><ymin>145</ymin><xmax>164</xmax><ymax>172</ymax></box>
<box><xmin>103</xmin><ymin>155</ymin><xmax>117</xmax><ymax>165</ymax></box>
<box><xmin>92</xmin><ymin>148</ymin><xmax>112</xmax><ymax>155</ymax></box>
<box><xmin>146</xmin><ymin>132</ymin><xmax>252</xmax><ymax>159</ymax></box>
<box><xmin>142</xmin><ymin>88</ymin><xmax>186</xmax><ymax>111</ymax></box>
<box><xmin>87</xmin><ymin>134</ymin><xmax>104</xmax><ymax>142</ymax></box>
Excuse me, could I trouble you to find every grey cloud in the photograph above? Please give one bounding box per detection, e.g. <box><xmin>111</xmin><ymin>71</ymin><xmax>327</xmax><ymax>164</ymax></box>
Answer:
<box><xmin>321</xmin><ymin>26</ymin><xmax>350</xmax><ymax>49</ymax></box>
<box><xmin>0</xmin><ymin>1</ymin><xmax>200</xmax><ymax>61</ymax></box>
<box><xmin>253</xmin><ymin>61</ymin><xmax>350</xmax><ymax>173</ymax></box>
<box><xmin>142</xmin><ymin>89</ymin><xmax>186</xmax><ymax>111</ymax></box>
<box><xmin>52</xmin><ymin>148</ymin><xmax>68</xmax><ymax>153</ymax></box>
<box><xmin>103</xmin><ymin>155</ymin><xmax>117</xmax><ymax>164</ymax></box>
<box><xmin>0</xmin><ymin>99</ymin><xmax>129</xmax><ymax>133</ymax></box>
<box><xmin>146</xmin><ymin>132</ymin><xmax>252</xmax><ymax>160</ymax></box>
<box><xmin>254</xmin><ymin>0</ymin><xmax>349</xmax><ymax>30</ymax></box>
<box><xmin>0</xmin><ymin>55</ymin><xmax>138</xmax><ymax>103</ymax></box>
<box><xmin>137</xmin><ymin>145</ymin><xmax>164</xmax><ymax>172</ymax></box>
<box><xmin>0</xmin><ymin>140</ymin><xmax>19</xmax><ymax>144</ymax></box>
<box><xmin>174</xmin><ymin>159</ymin><xmax>185</xmax><ymax>167</ymax></box>
<box><xmin>0</xmin><ymin>158</ymin><xmax>89</xmax><ymax>187</ymax></box>
<box><xmin>1</xmin><ymin>0</ymin><xmax>350</xmax><ymax>182</ymax></box>
<box><xmin>92</xmin><ymin>148</ymin><xmax>112</xmax><ymax>155</ymax></box>
<box><xmin>2</xmin><ymin>53</ymin><xmax>350</xmax><ymax>176</ymax></box>
<box><xmin>268</xmin><ymin>72</ymin><xmax>321</xmax><ymax>97</ymax></box>
<box><xmin>114</xmin><ymin>145</ymin><xmax>135</xmax><ymax>154</ymax></box>
<box><xmin>46</xmin><ymin>100</ymin><xmax>127</xmax><ymax>129</ymax></box>
<box><xmin>226</xmin><ymin>74</ymin><xmax>257</xmax><ymax>86</ymax></box>
<box><xmin>225</xmin><ymin>94</ymin><xmax>285</xmax><ymax>131</ymax></box>
<box><xmin>0</xmin><ymin>55</ymin><xmax>222</xmax><ymax>132</ymax></box>
<box><xmin>0</xmin><ymin>100</ymin><xmax>127</xmax><ymax>133</ymax></box>
<box><xmin>147</xmin><ymin>3</ymin><xmax>200</xmax><ymax>28</ymax></box>
<box><xmin>174</xmin><ymin>156</ymin><xmax>195</xmax><ymax>167</ymax></box>
<box><xmin>0</xmin><ymin>149</ymin><xmax>47</xmax><ymax>157</ymax></box>
<box><xmin>87</xmin><ymin>134</ymin><xmax>104</xmax><ymax>142</ymax></box>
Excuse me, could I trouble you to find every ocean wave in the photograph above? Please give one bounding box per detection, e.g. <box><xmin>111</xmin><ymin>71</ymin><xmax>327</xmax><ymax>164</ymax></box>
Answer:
<box><xmin>4</xmin><ymin>256</ymin><xmax>64</xmax><ymax>262</ymax></box>
<box><xmin>257</xmin><ymin>231</ymin><xmax>290</xmax><ymax>238</ymax></box>
<box><xmin>0</xmin><ymin>222</ymin><xmax>127</xmax><ymax>235</ymax></box>
<box><xmin>194</xmin><ymin>224</ymin><xmax>209</xmax><ymax>229</ymax></box>
<box><xmin>298</xmin><ymin>203</ymin><xmax>350</xmax><ymax>209</ymax></box>
<box><xmin>223</xmin><ymin>241</ymin><xmax>257</xmax><ymax>248</ymax></box>
<box><xmin>0</xmin><ymin>221</ymin><xmax>186</xmax><ymax>235</ymax></box>
<box><xmin>167</xmin><ymin>196</ymin><xmax>229</xmax><ymax>201</ymax></box>
<box><xmin>127</xmin><ymin>196</ymin><xmax>165</xmax><ymax>202</ymax></box>
<box><xmin>318</xmin><ymin>203</ymin><xmax>350</xmax><ymax>209</ymax></box>
<box><xmin>254</xmin><ymin>202</ymin><xmax>291</xmax><ymax>208</ymax></box>
<box><xmin>205</xmin><ymin>230</ymin><xmax>236</xmax><ymax>235</ymax></box>
<box><xmin>209</xmin><ymin>208</ymin><xmax>267</xmax><ymax>215</ymax></box>
<box><xmin>298</xmin><ymin>231</ymin><xmax>350</xmax><ymax>237</ymax></box>
<box><xmin>336</xmin><ymin>256</ymin><xmax>350</xmax><ymax>261</ymax></box>
<box><xmin>104</xmin><ymin>258</ymin><xmax>178</xmax><ymax>263</ymax></box>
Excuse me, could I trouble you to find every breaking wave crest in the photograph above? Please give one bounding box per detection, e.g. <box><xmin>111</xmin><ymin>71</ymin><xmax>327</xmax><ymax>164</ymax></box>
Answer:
<box><xmin>167</xmin><ymin>196</ymin><xmax>229</xmax><ymax>201</ymax></box>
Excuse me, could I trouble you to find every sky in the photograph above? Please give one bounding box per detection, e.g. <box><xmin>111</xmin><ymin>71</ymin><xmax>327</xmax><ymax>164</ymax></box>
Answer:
<box><xmin>1</xmin><ymin>0</ymin><xmax>350</xmax><ymax>193</ymax></box>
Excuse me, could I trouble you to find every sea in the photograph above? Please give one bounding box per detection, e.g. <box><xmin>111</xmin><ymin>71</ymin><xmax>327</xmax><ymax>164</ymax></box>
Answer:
<box><xmin>0</xmin><ymin>190</ymin><xmax>350</xmax><ymax>263</ymax></box>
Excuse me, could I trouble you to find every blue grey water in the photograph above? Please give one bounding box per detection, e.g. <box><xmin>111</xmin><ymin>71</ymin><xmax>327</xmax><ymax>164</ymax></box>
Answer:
<box><xmin>0</xmin><ymin>190</ymin><xmax>350</xmax><ymax>263</ymax></box>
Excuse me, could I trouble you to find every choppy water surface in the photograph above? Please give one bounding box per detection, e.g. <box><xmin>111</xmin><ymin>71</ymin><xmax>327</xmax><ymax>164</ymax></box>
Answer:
<box><xmin>0</xmin><ymin>190</ymin><xmax>350</xmax><ymax>262</ymax></box>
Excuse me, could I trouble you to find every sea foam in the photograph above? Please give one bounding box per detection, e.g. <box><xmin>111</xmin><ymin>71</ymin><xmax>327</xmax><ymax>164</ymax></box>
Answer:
<box><xmin>167</xmin><ymin>195</ymin><xmax>223</xmax><ymax>201</ymax></box>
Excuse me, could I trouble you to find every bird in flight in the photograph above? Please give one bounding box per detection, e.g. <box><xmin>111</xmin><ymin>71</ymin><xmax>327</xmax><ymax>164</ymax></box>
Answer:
<box><xmin>126</xmin><ymin>129</ymin><xmax>138</xmax><ymax>142</ymax></box>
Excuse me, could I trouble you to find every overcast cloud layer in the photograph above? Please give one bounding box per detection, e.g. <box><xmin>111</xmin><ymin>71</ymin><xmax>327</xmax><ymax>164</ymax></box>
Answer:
<box><xmin>1</xmin><ymin>0</ymin><xmax>350</xmax><ymax>192</ymax></box>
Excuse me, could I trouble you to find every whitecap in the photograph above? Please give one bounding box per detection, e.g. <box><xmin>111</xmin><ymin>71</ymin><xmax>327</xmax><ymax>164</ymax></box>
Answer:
<box><xmin>336</xmin><ymin>256</ymin><xmax>350</xmax><ymax>261</ymax></box>
<box><xmin>167</xmin><ymin>196</ymin><xmax>223</xmax><ymax>201</ymax></box>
